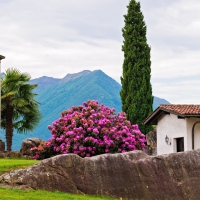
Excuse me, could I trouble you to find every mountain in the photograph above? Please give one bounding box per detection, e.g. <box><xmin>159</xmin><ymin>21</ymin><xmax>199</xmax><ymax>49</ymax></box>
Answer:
<box><xmin>61</xmin><ymin>70</ymin><xmax>91</xmax><ymax>83</ymax></box>
<box><xmin>29</xmin><ymin>76</ymin><xmax>60</xmax><ymax>91</ymax></box>
<box><xmin>153</xmin><ymin>96</ymin><xmax>170</xmax><ymax>110</ymax></box>
<box><xmin>3</xmin><ymin>70</ymin><xmax>169</xmax><ymax>150</ymax></box>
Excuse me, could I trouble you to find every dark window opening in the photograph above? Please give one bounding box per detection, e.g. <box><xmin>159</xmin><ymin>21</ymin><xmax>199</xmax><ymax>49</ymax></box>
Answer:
<box><xmin>177</xmin><ymin>137</ymin><xmax>184</xmax><ymax>152</ymax></box>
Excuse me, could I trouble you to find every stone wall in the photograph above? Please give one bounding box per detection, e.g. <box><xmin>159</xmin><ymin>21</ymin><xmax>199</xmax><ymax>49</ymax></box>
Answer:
<box><xmin>0</xmin><ymin>151</ymin><xmax>24</xmax><ymax>158</ymax></box>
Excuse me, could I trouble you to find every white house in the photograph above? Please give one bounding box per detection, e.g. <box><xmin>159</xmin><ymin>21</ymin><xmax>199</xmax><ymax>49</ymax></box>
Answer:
<box><xmin>144</xmin><ymin>104</ymin><xmax>200</xmax><ymax>155</ymax></box>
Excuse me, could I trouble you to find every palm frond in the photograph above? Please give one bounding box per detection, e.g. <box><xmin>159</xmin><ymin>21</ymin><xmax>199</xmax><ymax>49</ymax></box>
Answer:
<box><xmin>1</xmin><ymin>68</ymin><xmax>42</xmax><ymax>137</ymax></box>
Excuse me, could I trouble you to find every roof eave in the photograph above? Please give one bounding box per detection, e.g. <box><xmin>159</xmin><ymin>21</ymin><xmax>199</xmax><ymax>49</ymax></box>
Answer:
<box><xmin>143</xmin><ymin>108</ymin><xmax>170</xmax><ymax>125</ymax></box>
<box><xmin>183</xmin><ymin>115</ymin><xmax>200</xmax><ymax>118</ymax></box>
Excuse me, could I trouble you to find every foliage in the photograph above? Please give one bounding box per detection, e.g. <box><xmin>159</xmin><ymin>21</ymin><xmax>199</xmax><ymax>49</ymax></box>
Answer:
<box><xmin>1</xmin><ymin>68</ymin><xmax>41</xmax><ymax>151</ymax></box>
<box><xmin>32</xmin><ymin>100</ymin><xmax>146</xmax><ymax>160</ymax></box>
<box><xmin>11</xmin><ymin>71</ymin><xmax>169</xmax><ymax>151</ymax></box>
<box><xmin>120</xmin><ymin>0</ymin><xmax>153</xmax><ymax>134</ymax></box>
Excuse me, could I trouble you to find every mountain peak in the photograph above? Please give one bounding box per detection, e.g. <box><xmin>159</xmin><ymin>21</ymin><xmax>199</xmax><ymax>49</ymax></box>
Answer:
<box><xmin>33</xmin><ymin>76</ymin><xmax>59</xmax><ymax>82</ymax></box>
<box><xmin>61</xmin><ymin>70</ymin><xmax>91</xmax><ymax>83</ymax></box>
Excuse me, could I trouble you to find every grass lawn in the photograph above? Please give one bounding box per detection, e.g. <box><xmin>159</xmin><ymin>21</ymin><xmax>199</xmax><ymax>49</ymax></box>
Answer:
<box><xmin>0</xmin><ymin>158</ymin><xmax>118</xmax><ymax>200</ymax></box>
<box><xmin>0</xmin><ymin>188</ymin><xmax>118</xmax><ymax>200</ymax></box>
<box><xmin>0</xmin><ymin>158</ymin><xmax>39</xmax><ymax>175</ymax></box>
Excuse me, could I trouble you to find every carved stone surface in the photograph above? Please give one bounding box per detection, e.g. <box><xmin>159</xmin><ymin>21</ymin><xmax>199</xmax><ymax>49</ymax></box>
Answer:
<box><xmin>1</xmin><ymin>150</ymin><xmax>200</xmax><ymax>199</ymax></box>
<box><xmin>20</xmin><ymin>138</ymin><xmax>44</xmax><ymax>156</ymax></box>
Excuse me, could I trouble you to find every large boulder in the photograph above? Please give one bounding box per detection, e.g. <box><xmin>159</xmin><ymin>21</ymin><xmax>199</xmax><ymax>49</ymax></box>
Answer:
<box><xmin>1</xmin><ymin>150</ymin><xmax>200</xmax><ymax>199</ymax></box>
<box><xmin>20</xmin><ymin>138</ymin><xmax>44</xmax><ymax>156</ymax></box>
<box><xmin>146</xmin><ymin>128</ymin><xmax>157</xmax><ymax>155</ymax></box>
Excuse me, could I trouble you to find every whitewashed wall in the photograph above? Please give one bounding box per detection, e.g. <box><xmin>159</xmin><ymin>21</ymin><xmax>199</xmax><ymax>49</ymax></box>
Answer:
<box><xmin>186</xmin><ymin>118</ymin><xmax>200</xmax><ymax>150</ymax></box>
<box><xmin>157</xmin><ymin>114</ymin><xmax>200</xmax><ymax>155</ymax></box>
<box><xmin>157</xmin><ymin>114</ymin><xmax>187</xmax><ymax>155</ymax></box>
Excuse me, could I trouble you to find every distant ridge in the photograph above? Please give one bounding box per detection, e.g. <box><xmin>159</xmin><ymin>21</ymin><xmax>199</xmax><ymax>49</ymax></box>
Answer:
<box><xmin>29</xmin><ymin>76</ymin><xmax>59</xmax><ymax>91</ymax></box>
<box><xmin>153</xmin><ymin>96</ymin><xmax>170</xmax><ymax>110</ymax></box>
<box><xmin>61</xmin><ymin>70</ymin><xmax>91</xmax><ymax>83</ymax></box>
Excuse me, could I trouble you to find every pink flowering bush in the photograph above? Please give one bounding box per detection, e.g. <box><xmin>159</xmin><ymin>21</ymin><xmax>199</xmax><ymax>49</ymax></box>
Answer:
<box><xmin>32</xmin><ymin>100</ymin><xmax>146</xmax><ymax>160</ymax></box>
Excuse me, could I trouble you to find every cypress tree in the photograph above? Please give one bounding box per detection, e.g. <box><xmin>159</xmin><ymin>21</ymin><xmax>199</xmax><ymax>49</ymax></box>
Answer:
<box><xmin>120</xmin><ymin>0</ymin><xmax>153</xmax><ymax>134</ymax></box>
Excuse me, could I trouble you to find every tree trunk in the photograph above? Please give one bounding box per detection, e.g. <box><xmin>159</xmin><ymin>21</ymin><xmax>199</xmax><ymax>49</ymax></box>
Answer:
<box><xmin>5</xmin><ymin>98</ymin><xmax>14</xmax><ymax>151</ymax></box>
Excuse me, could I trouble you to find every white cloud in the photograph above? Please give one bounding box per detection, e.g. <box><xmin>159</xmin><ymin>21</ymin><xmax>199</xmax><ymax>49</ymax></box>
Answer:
<box><xmin>1</xmin><ymin>0</ymin><xmax>200</xmax><ymax>104</ymax></box>
<box><xmin>0</xmin><ymin>0</ymin><xmax>127</xmax><ymax>79</ymax></box>
<box><xmin>153</xmin><ymin>80</ymin><xmax>200</xmax><ymax>104</ymax></box>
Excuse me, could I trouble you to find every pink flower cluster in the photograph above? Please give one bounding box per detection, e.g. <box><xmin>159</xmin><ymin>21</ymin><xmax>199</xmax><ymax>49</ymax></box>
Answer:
<box><xmin>32</xmin><ymin>100</ymin><xmax>146</xmax><ymax>159</ymax></box>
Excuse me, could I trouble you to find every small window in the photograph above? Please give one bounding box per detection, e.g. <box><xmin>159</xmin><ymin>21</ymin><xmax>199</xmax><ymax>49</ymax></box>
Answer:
<box><xmin>177</xmin><ymin>137</ymin><xmax>184</xmax><ymax>152</ymax></box>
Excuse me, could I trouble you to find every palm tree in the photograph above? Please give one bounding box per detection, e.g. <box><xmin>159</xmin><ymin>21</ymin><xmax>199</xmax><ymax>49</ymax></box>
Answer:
<box><xmin>1</xmin><ymin>68</ymin><xmax>41</xmax><ymax>151</ymax></box>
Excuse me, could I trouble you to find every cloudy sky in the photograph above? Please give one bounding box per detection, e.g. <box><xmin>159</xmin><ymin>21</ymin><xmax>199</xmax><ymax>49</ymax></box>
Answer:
<box><xmin>1</xmin><ymin>0</ymin><xmax>200</xmax><ymax>104</ymax></box>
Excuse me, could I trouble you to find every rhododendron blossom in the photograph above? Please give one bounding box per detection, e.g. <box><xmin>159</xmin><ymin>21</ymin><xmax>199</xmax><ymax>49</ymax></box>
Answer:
<box><xmin>32</xmin><ymin>100</ymin><xmax>146</xmax><ymax>159</ymax></box>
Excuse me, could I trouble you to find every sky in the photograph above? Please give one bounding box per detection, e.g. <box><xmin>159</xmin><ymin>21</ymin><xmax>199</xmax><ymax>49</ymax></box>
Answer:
<box><xmin>1</xmin><ymin>0</ymin><xmax>200</xmax><ymax>104</ymax></box>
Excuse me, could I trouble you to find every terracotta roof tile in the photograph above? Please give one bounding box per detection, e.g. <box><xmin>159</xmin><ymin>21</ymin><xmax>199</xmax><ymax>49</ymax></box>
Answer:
<box><xmin>159</xmin><ymin>104</ymin><xmax>200</xmax><ymax>115</ymax></box>
<box><xmin>144</xmin><ymin>104</ymin><xmax>200</xmax><ymax>125</ymax></box>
